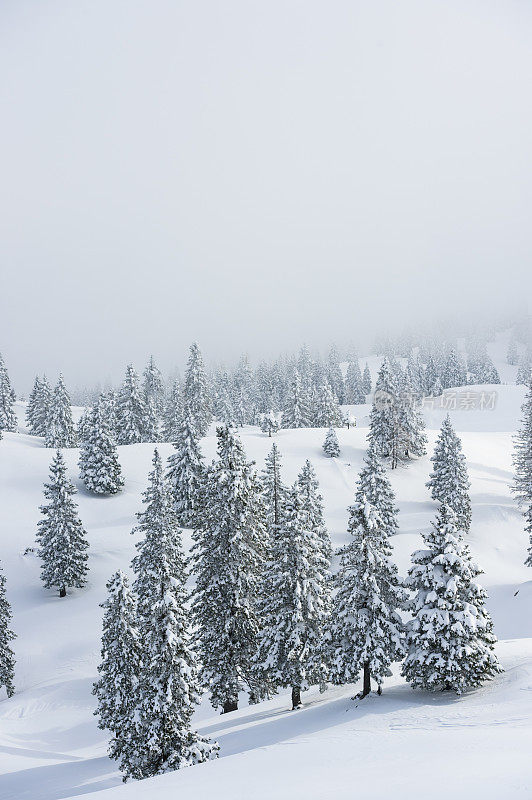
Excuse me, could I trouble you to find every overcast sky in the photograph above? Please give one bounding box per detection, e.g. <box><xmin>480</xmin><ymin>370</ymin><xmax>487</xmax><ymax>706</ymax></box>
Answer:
<box><xmin>1</xmin><ymin>0</ymin><xmax>531</xmax><ymax>390</ymax></box>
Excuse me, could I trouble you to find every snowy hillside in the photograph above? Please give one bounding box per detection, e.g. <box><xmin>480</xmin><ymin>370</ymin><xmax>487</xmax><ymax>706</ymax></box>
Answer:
<box><xmin>0</xmin><ymin>359</ymin><xmax>531</xmax><ymax>799</ymax></box>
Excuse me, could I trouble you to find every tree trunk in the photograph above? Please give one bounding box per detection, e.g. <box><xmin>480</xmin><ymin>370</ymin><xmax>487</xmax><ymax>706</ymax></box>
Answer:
<box><xmin>222</xmin><ymin>699</ymin><xmax>238</xmax><ymax>714</ymax></box>
<box><xmin>59</xmin><ymin>586</ymin><xmax>66</xmax><ymax>598</ymax></box>
<box><xmin>361</xmin><ymin>662</ymin><xmax>371</xmax><ymax>698</ymax></box>
<box><xmin>291</xmin><ymin>686</ymin><xmax>301</xmax><ymax>709</ymax></box>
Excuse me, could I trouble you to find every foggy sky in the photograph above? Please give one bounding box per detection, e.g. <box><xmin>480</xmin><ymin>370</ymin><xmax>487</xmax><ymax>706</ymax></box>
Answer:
<box><xmin>1</xmin><ymin>0</ymin><xmax>531</xmax><ymax>391</ymax></box>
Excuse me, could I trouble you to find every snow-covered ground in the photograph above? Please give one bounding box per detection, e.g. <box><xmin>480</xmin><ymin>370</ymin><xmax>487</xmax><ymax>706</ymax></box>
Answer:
<box><xmin>0</xmin><ymin>346</ymin><xmax>531</xmax><ymax>799</ymax></box>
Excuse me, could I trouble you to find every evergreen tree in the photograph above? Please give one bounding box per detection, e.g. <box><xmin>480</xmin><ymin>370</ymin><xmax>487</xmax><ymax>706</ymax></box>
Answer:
<box><xmin>442</xmin><ymin>348</ymin><xmax>466</xmax><ymax>389</ymax></box>
<box><xmin>327</xmin><ymin>345</ymin><xmax>345</xmax><ymax>404</ymax></box>
<box><xmin>427</xmin><ymin>415</ymin><xmax>471</xmax><ymax>532</ymax></box>
<box><xmin>125</xmin><ymin>450</ymin><xmax>218</xmax><ymax>779</ymax></box>
<box><xmin>398</xmin><ymin>369</ymin><xmax>428</xmax><ymax>459</ymax></box>
<box><xmin>184</xmin><ymin>342</ymin><xmax>212</xmax><ymax>437</ymax></box>
<box><xmin>26</xmin><ymin>376</ymin><xmax>43</xmax><ymax>435</ymax></box>
<box><xmin>256</xmin><ymin>482</ymin><xmax>331</xmax><ymax>709</ymax></box>
<box><xmin>0</xmin><ymin>562</ymin><xmax>15</xmax><ymax>697</ymax></box>
<box><xmin>192</xmin><ymin>427</ymin><xmax>266</xmax><ymax>713</ymax></box>
<box><xmin>260</xmin><ymin>410</ymin><xmax>279</xmax><ymax>437</ymax></box>
<box><xmin>37</xmin><ymin>451</ymin><xmax>89</xmax><ymax>597</ymax></box>
<box><xmin>330</xmin><ymin>460</ymin><xmax>405</xmax><ymax>697</ymax></box>
<box><xmin>511</xmin><ymin>382</ymin><xmax>532</xmax><ymax>566</ymax></box>
<box><xmin>213</xmin><ymin>370</ymin><xmax>236</xmax><ymax>427</ymax></box>
<box><xmin>166</xmin><ymin>409</ymin><xmax>204</xmax><ymax>528</ymax></box>
<box><xmin>507</xmin><ymin>337</ymin><xmax>519</xmax><ymax>366</ymax></box>
<box><xmin>296</xmin><ymin>459</ymin><xmax>332</xmax><ymax>562</ymax></box>
<box><xmin>344</xmin><ymin>359</ymin><xmax>365</xmax><ymax>404</ymax></box>
<box><xmin>79</xmin><ymin>396</ymin><xmax>124</xmax><ymax>494</ymax></box>
<box><xmin>45</xmin><ymin>375</ymin><xmax>77</xmax><ymax>448</ymax></box>
<box><xmin>261</xmin><ymin>444</ymin><xmax>288</xmax><ymax>539</ymax></box>
<box><xmin>402</xmin><ymin>505</ymin><xmax>501</xmax><ymax>693</ymax></box>
<box><xmin>142</xmin><ymin>355</ymin><xmax>165</xmax><ymax>415</ymax></box>
<box><xmin>116</xmin><ymin>365</ymin><xmax>147</xmax><ymax>445</ymax></box>
<box><xmin>362</xmin><ymin>363</ymin><xmax>372</xmax><ymax>397</ymax></box>
<box><xmin>323</xmin><ymin>427</ymin><xmax>340</xmax><ymax>457</ymax></box>
<box><xmin>93</xmin><ymin>571</ymin><xmax>140</xmax><ymax>766</ymax></box>
<box><xmin>34</xmin><ymin>375</ymin><xmax>53</xmax><ymax>437</ymax></box>
<box><xmin>281</xmin><ymin>370</ymin><xmax>312</xmax><ymax>428</ymax></box>
<box><xmin>0</xmin><ymin>353</ymin><xmax>17</xmax><ymax>433</ymax></box>
<box><xmin>516</xmin><ymin>357</ymin><xmax>532</xmax><ymax>386</ymax></box>
<box><xmin>161</xmin><ymin>379</ymin><xmax>183</xmax><ymax>442</ymax></box>
<box><xmin>313</xmin><ymin>383</ymin><xmax>344</xmax><ymax>428</ymax></box>
<box><xmin>368</xmin><ymin>359</ymin><xmax>400</xmax><ymax>465</ymax></box>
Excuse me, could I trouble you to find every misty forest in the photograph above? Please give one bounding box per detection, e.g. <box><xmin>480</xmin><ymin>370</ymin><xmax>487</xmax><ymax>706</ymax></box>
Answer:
<box><xmin>1</xmin><ymin>3</ymin><xmax>531</xmax><ymax>800</ymax></box>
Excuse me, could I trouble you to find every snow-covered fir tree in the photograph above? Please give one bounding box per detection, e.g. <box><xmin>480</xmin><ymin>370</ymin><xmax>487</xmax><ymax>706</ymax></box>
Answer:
<box><xmin>281</xmin><ymin>370</ymin><xmax>312</xmax><ymax>428</ymax></box>
<box><xmin>142</xmin><ymin>355</ymin><xmax>165</xmax><ymax>415</ymax></box>
<box><xmin>442</xmin><ymin>348</ymin><xmax>466</xmax><ymax>389</ymax></box>
<box><xmin>344</xmin><ymin>359</ymin><xmax>365</xmax><ymax>404</ymax></box>
<box><xmin>79</xmin><ymin>396</ymin><xmax>124</xmax><ymax>495</ymax></box>
<box><xmin>256</xmin><ymin>482</ymin><xmax>331</xmax><ymax>709</ymax></box>
<box><xmin>362</xmin><ymin>363</ymin><xmax>372</xmax><ymax>397</ymax></box>
<box><xmin>368</xmin><ymin>358</ymin><xmax>400</xmax><ymax>466</ymax></box>
<box><xmin>93</xmin><ymin>570</ymin><xmax>140</xmax><ymax>767</ymax></box>
<box><xmin>30</xmin><ymin>375</ymin><xmax>52</xmax><ymax>437</ymax></box>
<box><xmin>184</xmin><ymin>342</ymin><xmax>212</xmax><ymax>437</ymax></box>
<box><xmin>516</xmin><ymin>357</ymin><xmax>532</xmax><ymax>386</ymax></box>
<box><xmin>192</xmin><ymin>426</ymin><xmax>266</xmax><ymax>712</ymax></box>
<box><xmin>296</xmin><ymin>459</ymin><xmax>332</xmax><ymax>561</ymax></box>
<box><xmin>261</xmin><ymin>443</ymin><xmax>288</xmax><ymax>539</ymax></box>
<box><xmin>402</xmin><ymin>504</ymin><xmax>501</xmax><ymax>693</ymax></box>
<box><xmin>26</xmin><ymin>376</ymin><xmax>43</xmax><ymax>435</ymax></box>
<box><xmin>323</xmin><ymin>426</ymin><xmax>340</xmax><ymax>457</ymax></box>
<box><xmin>330</xmin><ymin>449</ymin><xmax>406</xmax><ymax>696</ymax></box>
<box><xmin>161</xmin><ymin>378</ymin><xmax>183</xmax><ymax>442</ymax></box>
<box><xmin>0</xmin><ymin>353</ymin><xmax>17</xmax><ymax>433</ymax></box>
<box><xmin>507</xmin><ymin>336</ymin><xmax>519</xmax><ymax>366</ymax></box>
<box><xmin>45</xmin><ymin>374</ymin><xmax>77</xmax><ymax>448</ymax></box>
<box><xmin>36</xmin><ymin>451</ymin><xmax>89</xmax><ymax>597</ymax></box>
<box><xmin>166</xmin><ymin>408</ymin><xmax>204</xmax><ymax>528</ymax></box>
<box><xmin>313</xmin><ymin>383</ymin><xmax>344</xmax><ymax>428</ymax></box>
<box><xmin>327</xmin><ymin>345</ymin><xmax>345</xmax><ymax>404</ymax></box>
<box><xmin>511</xmin><ymin>382</ymin><xmax>532</xmax><ymax>566</ymax></box>
<box><xmin>398</xmin><ymin>368</ymin><xmax>428</xmax><ymax>459</ymax></box>
<box><xmin>213</xmin><ymin>370</ymin><xmax>236</xmax><ymax>427</ymax></box>
<box><xmin>260</xmin><ymin>410</ymin><xmax>279</xmax><ymax>437</ymax></box>
<box><xmin>116</xmin><ymin>365</ymin><xmax>147</xmax><ymax>445</ymax></box>
<box><xmin>125</xmin><ymin>450</ymin><xmax>218</xmax><ymax>779</ymax></box>
<box><xmin>426</xmin><ymin>415</ymin><xmax>471</xmax><ymax>532</ymax></box>
<box><xmin>0</xmin><ymin>562</ymin><xmax>15</xmax><ymax>697</ymax></box>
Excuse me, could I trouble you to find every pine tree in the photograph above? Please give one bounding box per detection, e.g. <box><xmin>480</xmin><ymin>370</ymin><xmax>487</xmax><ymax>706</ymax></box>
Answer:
<box><xmin>33</xmin><ymin>375</ymin><xmax>53</xmax><ymax>437</ymax></box>
<box><xmin>0</xmin><ymin>353</ymin><xmax>17</xmax><ymax>433</ymax></box>
<box><xmin>192</xmin><ymin>427</ymin><xmax>266</xmax><ymax>713</ymax></box>
<box><xmin>116</xmin><ymin>365</ymin><xmax>146</xmax><ymax>445</ymax></box>
<box><xmin>45</xmin><ymin>374</ymin><xmax>77</xmax><ymax>448</ymax></box>
<box><xmin>213</xmin><ymin>370</ymin><xmax>236</xmax><ymax>427</ymax></box>
<box><xmin>398</xmin><ymin>369</ymin><xmax>428</xmax><ymax>459</ymax></box>
<box><xmin>345</xmin><ymin>359</ymin><xmax>365</xmax><ymax>404</ymax></box>
<box><xmin>517</xmin><ymin>358</ymin><xmax>532</xmax><ymax>386</ymax></box>
<box><xmin>507</xmin><ymin>336</ymin><xmax>519</xmax><ymax>365</ymax></box>
<box><xmin>0</xmin><ymin>562</ymin><xmax>15</xmax><ymax>697</ymax></box>
<box><xmin>327</xmin><ymin>345</ymin><xmax>345</xmax><ymax>404</ymax></box>
<box><xmin>261</xmin><ymin>444</ymin><xmax>288</xmax><ymax>539</ymax></box>
<box><xmin>256</xmin><ymin>482</ymin><xmax>331</xmax><ymax>709</ymax></box>
<box><xmin>427</xmin><ymin>415</ymin><xmax>472</xmax><ymax>532</ymax></box>
<box><xmin>37</xmin><ymin>451</ymin><xmax>89</xmax><ymax>597</ymax></box>
<box><xmin>313</xmin><ymin>383</ymin><xmax>344</xmax><ymax>428</ymax></box>
<box><xmin>442</xmin><ymin>348</ymin><xmax>466</xmax><ymax>389</ymax></box>
<box><xmin>281</xmin><ymin>370</ymin><xmax>312</xmax><ymax>428</ymax></box>
<box><xmin>142</xmin><ymin>355</ymin><xmax>165</xmax><ymax>415</ymax></box>
<box><xmin>93</xmin><ymin>571</ymin><xmax>140</xmax><ymax>765</ymax></box>
<box><xmin>296</xmin><ymin>459</ymin><xmax>332</xmax><ymax>562</ymax></box>
<box><xmin>79</xmin><ymin>396</ymin><xmax>124</xmax><ymax>494</ymax></box>
<box><xmin>184</xmin><ymin>342</ymin><xmax>212</xmax><ymax>437</ymax></box>
<box><xmin>511</xmin><ymin>382</ymin><xmax>532</xmax><ymax>566</ymax></box>
<box><xmin>161</xmin><ymin>379</ymin><xmax>183</xmax><ymax>442</ymax></box>
<box><xmin>368</xmin><ymin>359</ymin><xmax>400</xmax><ymax>465</ymax></box>
<box><xmin>260</xmin><ymin>410</ymin><xmax>279</xmax><ymax>437</ymax></box>
<box><xmin>166</xmin><ymin>409</ymin><xmax>204</xmax><ymax>528</ymax></box>
<box><xmin>323</xmin><ymin>427</ymin><xmax>340</xmax><ymax>457</ymax></box>
<box><xmin>402</xmin><ymin>505</ymin><xmax>501</xmax><ymax>693</ymax></box>
<box><xmin>125</xmin><ymin>450</ymin><xmax>218</xmax><ymax>779</ymax></box>
<box><xmin>26</xmin><ymin>376</ymin><xmax>43</xmax><ymax>435</ymax></box>
<box><xmin>362</xmin><ymin>363</ymin><xmax>372</xmax><ymax>397</ymax></box>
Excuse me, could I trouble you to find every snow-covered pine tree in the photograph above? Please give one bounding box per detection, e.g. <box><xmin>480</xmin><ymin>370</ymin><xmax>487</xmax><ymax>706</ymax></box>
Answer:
<box><xmin>507</xmin><ymin>336</ymin><xmax>519</xmax><ymax>365</ymax></box>
<box><xmin>79</xmin><ymin>396</ymin><xmax>124</xmax><ymax>494</ymax></box>
<box><xmin>166</xmin><ymin>409</ymin><xmax>204</xmax><ymax>528</ymax></box>
<box><xmin>426</xmin><ymin>415</ymin><xmax>471</xmax><ymax>532</ymax></box>
<box><xmin>192</xmin><ymin>426</ymin><xmax>266</xmax><ymax>713</ymax></box>
<box><xmin>184</xmin><ymin>342</ymin><xmax>212</xmax><ymax>437</ymax></box>
<box><xmin>362</xmin><ymin>363</ymin><xmax>372</xmax><ymax>397</ymax></box>
<box><xmin>368</xmin><ymin>358</ymin><xmax>400</xmax><ymax>465</ymax></box>
<box><xmin>36</xmin><ymin>451</ymin><xmax>89</xmax><ymax>597</ymax></box>
<box><xmin>256</xmin><ymin>482</ymin><xmax>331</xmax><ymax>709</ymax></box>
<box><xmin>45</xmin><ymin>374</ymin><xmax>77</xmax><ymax>448</ymax></box>
<box><xmin>323</xmin><ymin>426</ymin><xmax>340</xmax><ymax>457</ymax></box>
<box><xmin>260</xmin><ymin>410</ymin><xmax>279</xmax><ymax>437</ymax></box>
<box><xmin>142</xmin><ymin>355</ymin><xmax>165</xmax><ymax>415</ymax></box>
<box><xmin>126</xmin><ymin>450</ymin><xmax>218</xmax><ymax>779</ymax></box>
<box><xmin>296</xmin><ymin>459</ymin><xmax>332</xmax><ymax>562</ymax></box>
<box><xmin>281</xmin><ymin>370</ymin><xmax>312</xmax><ymax>428</ymax></box>
<box><xmin>327</xmin><ymin>345</ymin><xmax>345</xmax><ymax>404</ymax></box>
<box><xmin>442</xmin><ymin>348</ymin><xmax>466</xmax><ymax>389</ymax></box>
<box><xmin>261</xmin><ymin>443</ymin><xmax>288</xmax><ymax>539</ymax></box>
<box><xmin>398</xmin><ymin>368</ymin><xmax>428</xmax><ymax>459</ymax></box>
<box><xmin>313</xmin><ymin>383</ymin><xmax>344</xmax><ymax>428</ymax></box>
<box><xmin>161</xmin><ymin>378</ymin><xmax>183</xmax><ymax>442</ymax></box>
<box><xmin>26</xmin><ymin>376</ymin><xmax>43</xmax><ymax>435</ymax></box>
<box><xmin>33</xmin><ymin>375</ymin><xmax>53</xmax><ymax>437</ymax></box>
<box><xmin>213</xmin><ymin>370</ymin><xmax>235</xmax><ymax>427</ymax></box>
<box><xmin>0</xmin><ymin>353</ymin><xmax>17</xmax><ymax>433</ymax></box>
<box><xmin>330</xmin><ymin>454</ymin><xmax>406</xmax><ymax>697</ymax></box>
<box><xmin>344</xmin><ymin>359</ymin><xmax>365</xmax><ymax>404</ymax></box>
<box><xmin>511</xmin><ymin>382</ymin><xmax>532</xmax><ymax>566</ymax></box>
<box><xmin>402</xmin><ymin>504</ymin><xmax>501</xmax><ymax>693</ymax></box>
<box><xmin>516</xmin><ymin>357</ymin><xmax>532</xmax><ymax>386</ymax></box>
<box><xmin>116</xmin><ymin>365</ymin><xmax>146</xmax><ymax>445</ymax></box>
<box><xmin>93</xmin><ymin>570</ymin><xmax>140</xmax><ymax>766</ymax></box>
<box><xmin>0</xmin><ymin>562</ymin><xmax>15</xmax><ymax>697</ymax></box>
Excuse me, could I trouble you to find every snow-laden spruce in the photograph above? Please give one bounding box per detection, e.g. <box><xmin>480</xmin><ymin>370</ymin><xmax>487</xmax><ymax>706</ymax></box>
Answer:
<box><xmin>36</xmin><ymin>451</ymin><xmax>89</xmax><ymax>597</ymax></box>
<box><xmin>511</xmin><ymin>381</ymin><xmax>532</xmax><ymax>565</ymax></box>
<box><xmin>116</xmin><ymin>364</ymin><xmax>147</xmax><ymax>445</ymax></box>
<box><xmin>362</xmin><ymin>362</ymin><xmax>372</xmax><ymax>396</ymax></box>
<box><xmin>184</xmin><ymin>342</ymin><xmax>212</xmax><ymax>437</ymax></box>
<box><xmin>79</xmin><ymin>396</ymin><xmax>124</xmax><ymax>494</ymax></box>
<box><xmin>402</xmin><ymin>504</ymin><xmax>501</xmax><ymax>694</ymax></box>
<box><xmin>281</xmin><ymin>370</ymin><xmax>312</xmax><ymax>428</ymax></box>
<box><xmin>0</xmin><ymin>562</ymin><xmax>15</xmax><ymax>697</ymax></box>
<box><xmin>192</xmin><ymin>426</ymin><xmax>266</xmax><ymax>712</ymax></box>
<box><xmin>261</xmin><ymin>443</ymin><xmax>288</xmax><ymax>538</ymax></box>
<box><xmin>323</xmin><ymin>426</ymin><xmax>340</xmax><ymax>457</ymax></box>
<box><xmin>142</xmin><ymin>355</ymin><xmax>165</xmax><ymax>415</ymax></box>
<box><xmin>256</xmin><ymin>481</ymin><xmax>332</xmax><ymax>709</ymax></box>
<box><xmin>330</xmin><ymin>446</ymin><xmax>405</xmax><ymax>697</ymax></box>
<box><xmin>126</xmin><ymin>450</ymin><xmax>218</xmax><ymax>779</ymax></box>
<box><xmin>161</xmin><ymin>378</ymin><xmax>183</xmax><ymax>442</ymax></box>
<box><xmin>297</xmin><ymin>459</ymin><xmax>332</xmax><ymax>561</ymax></box>
<box><xmin>26</xmin><ymin>374</ymin><xmax>52</xmax><ymax>437</ymax></box>
<box><xmin>314</xmin><ymin>383</ymin><xmax>344</xmax><ymax>428</ymax></box>
<box><xmin>93</xmin><ymin>570</ymin><xmax>140</xmax><ymax>768</ymax></box>
<box><xmin>166</xmin><ymin>408</ymin><xmax>204</xmax><ymax>528</ymax></box>
<box><xmin>426</xmin><ymin>415</ymin><xmax>471</xmax><ymax>532</ymax></box>
<box><xmin>344</xmin><ymin>358</ymin><xmax>366</xmax><ymax>404</ymax></box>
<box><xmin>0</xmin><ymin>352</ymin><xmax>17</xmax><ymax>433</ymax></box>
<box><xmin>45</xmin><ymin>374</ymin><xmax>77</xmax><ymax>448</ymax></box>
<box><xmin>260</xmin><ymin>410</ymin><xmax>279</xmax><ymax>437</ymax></box>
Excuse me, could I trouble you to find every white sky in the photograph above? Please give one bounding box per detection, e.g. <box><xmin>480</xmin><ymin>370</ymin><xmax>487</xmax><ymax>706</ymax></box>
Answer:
<box><xmin>1</xmin><ymin>0</ymin><xmax>531</xmax><ymax>389</ymax></box>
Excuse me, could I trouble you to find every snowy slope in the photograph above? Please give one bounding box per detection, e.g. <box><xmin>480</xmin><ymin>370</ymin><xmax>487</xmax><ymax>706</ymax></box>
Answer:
<box><xmin>0</xmin><ymin>355</ymin><xmax>531</xmax><ymax>799</ymax></box>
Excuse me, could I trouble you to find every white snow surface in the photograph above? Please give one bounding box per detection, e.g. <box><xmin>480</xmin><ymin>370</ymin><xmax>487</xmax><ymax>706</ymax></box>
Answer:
<box><xmin>0</xmin><ymin>345</ymin><xmax>531</xmax><ymax>799</ymax></box>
